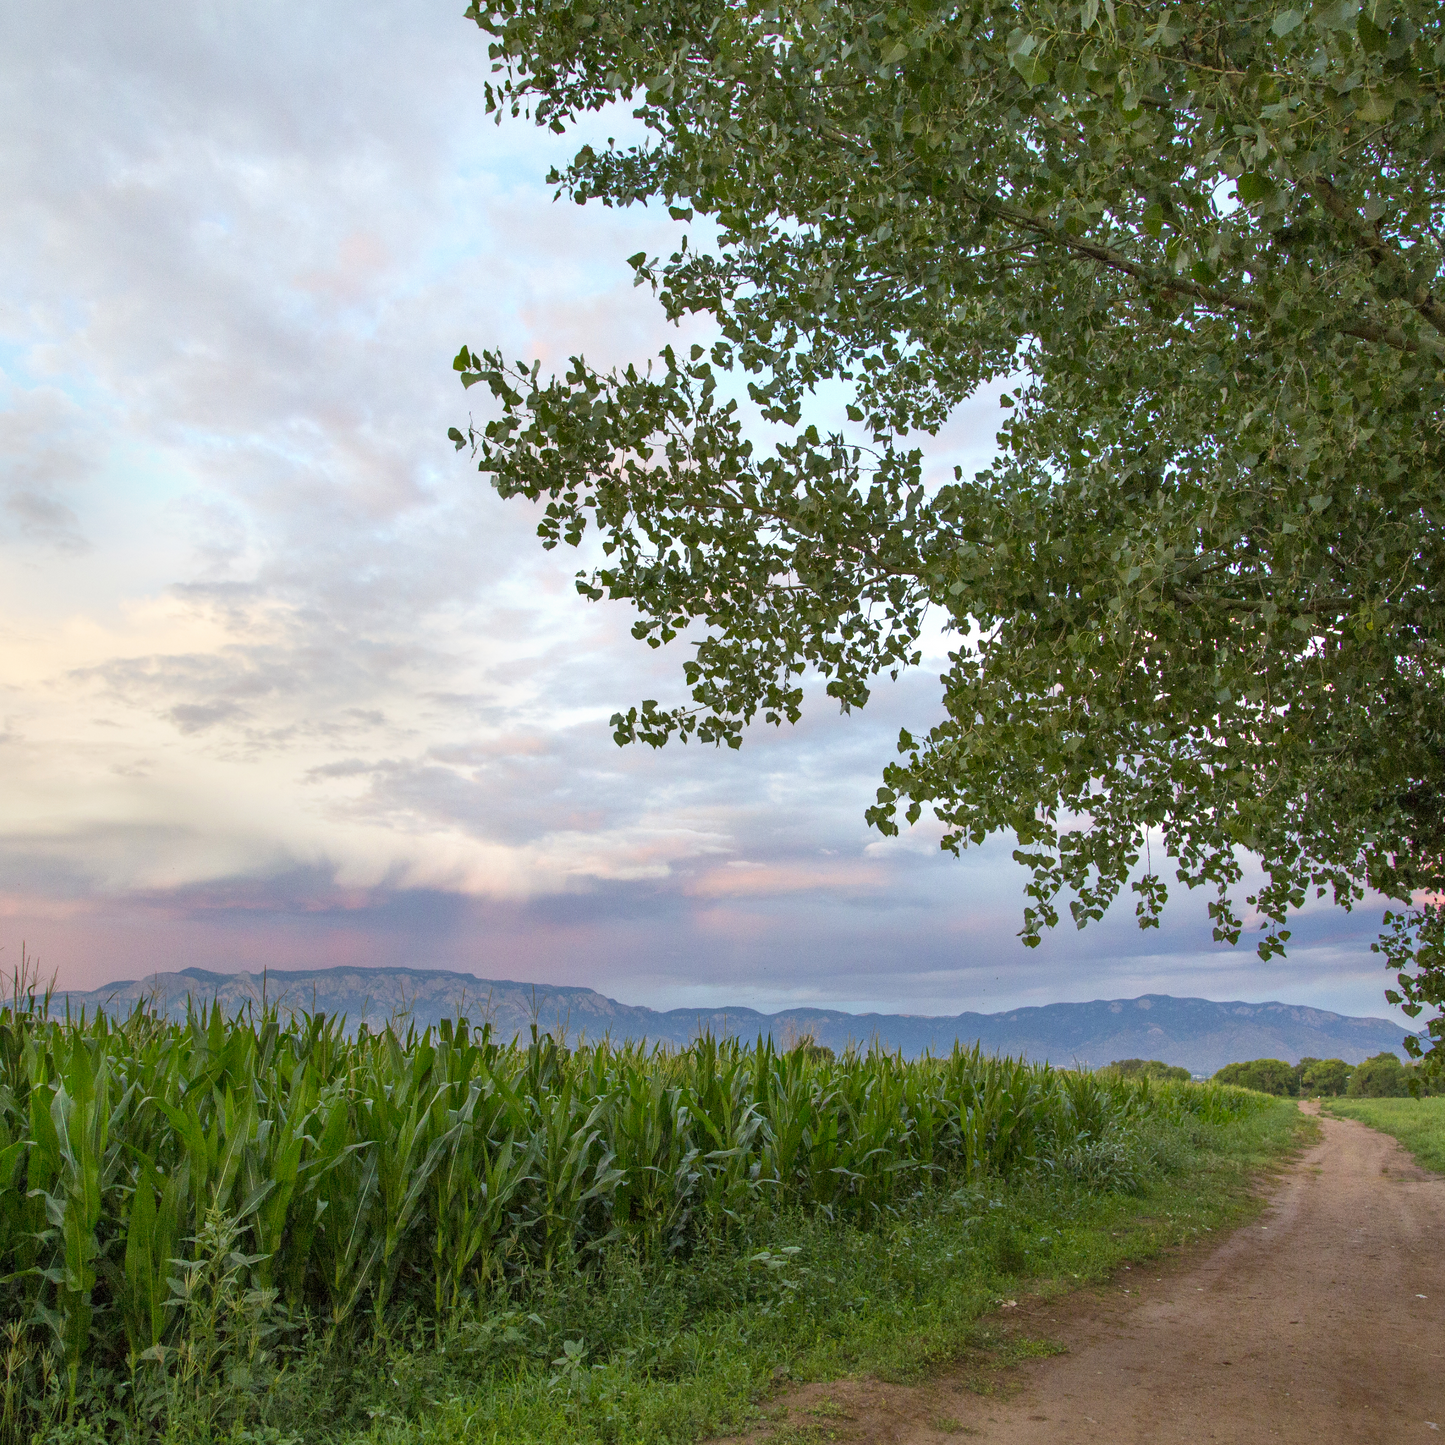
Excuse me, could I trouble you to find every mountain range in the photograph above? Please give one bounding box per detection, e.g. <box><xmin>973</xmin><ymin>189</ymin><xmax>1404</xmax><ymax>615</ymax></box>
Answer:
<box><xmin>49</xmin><ymin>966</ymin><xmax>1417</xmax><ymax>1076</ymax></box>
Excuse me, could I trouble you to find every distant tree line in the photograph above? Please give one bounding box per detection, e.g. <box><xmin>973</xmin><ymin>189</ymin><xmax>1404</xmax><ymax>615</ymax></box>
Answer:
<box><xmin>1101</xmin><ymin>1059</ymin><xmax>1192</xmax><ymax>1084</ymax></box>
<box><xmin>1211</xmin><ymin>1054</ymin><xmax>1438</xmax><ymax>1098</ymax></box>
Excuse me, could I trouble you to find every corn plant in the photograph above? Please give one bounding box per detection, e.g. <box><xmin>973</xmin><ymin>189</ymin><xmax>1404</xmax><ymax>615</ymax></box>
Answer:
<box><xmin>0</xmin><ymin>981</ymin><xmax>1264</xmax><ymax>1420</ymax></box>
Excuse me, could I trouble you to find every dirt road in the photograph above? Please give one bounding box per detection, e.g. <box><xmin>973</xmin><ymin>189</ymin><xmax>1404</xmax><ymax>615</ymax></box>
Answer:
<box><xmin>746</xmin><ymin>1105</ymin><xmax>1445</xmax><ymax>1443</ymax></box>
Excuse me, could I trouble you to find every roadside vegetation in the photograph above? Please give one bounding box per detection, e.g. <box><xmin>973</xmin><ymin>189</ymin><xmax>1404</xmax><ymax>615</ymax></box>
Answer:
<box><xmin>1322</xmin><ymin>1097</ymin><xmax>1445</xmax><ymax>1174</ymax></box>
<box><xmin>1211</xmin><ymin>1054</ymin><xmax>1432</xmax><ymax>1098</ymax></box>
<box><xmin>0</xmin><ymin>987</ymin><xmax>1303</xmax><ymax>1445</ymax></box>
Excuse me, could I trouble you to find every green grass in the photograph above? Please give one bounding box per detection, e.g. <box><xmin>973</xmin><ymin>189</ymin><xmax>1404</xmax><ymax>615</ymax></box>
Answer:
<box><xmin>229</xmin><ymin>1096</ymin><xmax>1305</xmax><ymax>1445</ymax></box>
<box><xmin>1322</xmin><ymin>1096</ymin><xmax>1445</xmax><ymax>1172</ymax></box>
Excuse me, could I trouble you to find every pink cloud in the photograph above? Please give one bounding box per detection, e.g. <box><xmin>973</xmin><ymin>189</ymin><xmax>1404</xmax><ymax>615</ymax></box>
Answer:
<box><xmin>685</xmin><ymin>859</ymin><xmax>885</xmax><ymax>900</ymax></box>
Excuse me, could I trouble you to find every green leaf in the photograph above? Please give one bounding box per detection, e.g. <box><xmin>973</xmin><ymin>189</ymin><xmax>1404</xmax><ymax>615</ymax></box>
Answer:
<box><xmin>1149</xmin><ymin>11</ymin><xmax>1185</xmax><ymax>46</ymax></box>
<box><xmin>1235</xmin><ymin>171</ymin><xmax>1276</xmax><ymax>203</ymax></box>
<box><xmin>1315</xmin><ymin>0</ymin><xmax>1361</xmax><ymax>30</ymax></box>
<box><xmin>1270</xmin><ymin>10</ymin><xmax>1303</xmax><ymax>35</ymax></box>
<box><xmin>1009</xmin><ymin>51</ymin><xmax>1051</xmax><ymax>86</ymax></box>
<box><xmin>1355</xmin><ymin>90</ymin><xmax>1396</xmax><ymax>122</ymax></box>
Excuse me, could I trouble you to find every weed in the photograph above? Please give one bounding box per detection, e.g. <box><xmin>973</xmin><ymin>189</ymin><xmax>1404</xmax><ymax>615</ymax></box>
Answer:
<box><xmin>1323</xmin><ymin>1097</ymin><xmax>1445</xmax><ymax>1173</ymax></box>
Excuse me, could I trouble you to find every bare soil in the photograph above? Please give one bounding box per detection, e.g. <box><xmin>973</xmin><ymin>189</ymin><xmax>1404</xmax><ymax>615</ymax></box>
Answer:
<box><xmin>721</xmin><ymin>1103</ymin><xmax>1445</xmax><ymax>1444</ymax></box>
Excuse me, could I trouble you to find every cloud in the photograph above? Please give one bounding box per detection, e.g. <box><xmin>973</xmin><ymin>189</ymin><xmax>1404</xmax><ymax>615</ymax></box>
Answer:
<box><xmin>166</xmin><ymin>700</ymin><xmax>251</xmax><ymax>734</ymax></box>
<box><xmin>0</xmin><ymin>388</ymin><xmax>95</xmax><ymax>552</ymax></box>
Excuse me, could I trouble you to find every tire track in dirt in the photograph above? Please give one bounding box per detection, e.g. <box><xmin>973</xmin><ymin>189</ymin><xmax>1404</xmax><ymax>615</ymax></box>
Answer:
<box><xmin>725</xmin><ymin>1103</ymin><xmax>1445</xmax><ymax>1444</ymax></box>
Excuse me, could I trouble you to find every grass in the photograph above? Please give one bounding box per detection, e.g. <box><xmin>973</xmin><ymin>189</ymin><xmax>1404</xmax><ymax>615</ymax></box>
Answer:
<box><xmin>1321</xmin><ymin>1096</ymin><xmax>1445</xmax><ymax>1173</ymax></box>
<box><xmin>224</xmin><ymin>1094</ymin><xmax>1304</xmax><ymax>1445</ymax></box>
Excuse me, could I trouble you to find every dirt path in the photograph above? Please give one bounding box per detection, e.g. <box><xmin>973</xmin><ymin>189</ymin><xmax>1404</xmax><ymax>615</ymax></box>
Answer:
<box><xmin>734</xmin><ymin>1104</ymin><xmax>1445</xmax><ymax>1444</ymax></box>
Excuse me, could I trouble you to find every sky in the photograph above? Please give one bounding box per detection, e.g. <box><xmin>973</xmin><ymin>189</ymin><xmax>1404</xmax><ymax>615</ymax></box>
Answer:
<box><xmin>0</xmin><ymin>1</ymin><xmax>1409</xmax><ymax>1024</ymax></box>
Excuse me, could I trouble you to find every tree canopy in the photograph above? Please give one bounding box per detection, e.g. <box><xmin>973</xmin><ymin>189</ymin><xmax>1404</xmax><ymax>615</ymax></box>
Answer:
<box><xmin>1213</xmin><ymin>1058</ymin><xmax>1298</xmax><ymax>1095</ymax></box>
<box><xmin>1298</xmin><ymin>1056</ymin><xmax>1354</xmax><ymax>1095</ymax></box>
<box><xmin>1103</xmin><ymin>1058</ymin><xmax>1193</xmax><ymax>1082</ymax></box>
<box><xmin>454</xmin><ymin>0</ymin><xmax>1445</xmax><ymax>1052</ymax></box>
<box><xmin>1346</xmin><ymin>1049</ymin><xmax>1411</xmax><ymax>1094</ymax></box>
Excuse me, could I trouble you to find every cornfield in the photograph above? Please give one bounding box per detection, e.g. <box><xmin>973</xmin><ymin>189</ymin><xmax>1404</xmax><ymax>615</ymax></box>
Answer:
<box><xmin>0</xmin><ymin>987</ymin><xmax>1256</xmax><ymax>1413</ymax></box>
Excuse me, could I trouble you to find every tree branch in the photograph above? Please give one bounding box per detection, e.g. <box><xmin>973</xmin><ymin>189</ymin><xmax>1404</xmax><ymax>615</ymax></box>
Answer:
<box><xmin>972</xmin><ymin>192</ymin><xmax>1441</xmax><ymax>357</ymax></box>
<box><xmin>1311</xmin><ymin>179</ymin><xmax>1445</xmax><ymax>337</ymax></box>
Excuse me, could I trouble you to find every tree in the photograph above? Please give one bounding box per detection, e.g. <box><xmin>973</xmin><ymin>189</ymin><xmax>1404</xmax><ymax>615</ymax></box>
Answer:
<box><xmin>1213</xmin><ymin>1058</ymin><xmax>1297</xmax><ymax>1095</ymax></box>
<box><xmin>1298</xmin><ymin>1056</ymin><xmax>1353</xmax><ymax>1095</ymax></box>
<box><xmin>1104</xmin><ymin>1058</ymin><xmax>1191</xmax><ymax>1082</ymax></box>
<box><xmin>1346</xmin><ymin>1050</ymin><xmax>1410</xmax><ymax>1096</ymax></box>
<box><xmin>456</xmin><ymin>0</ymin><xmax>1445</xmax><ymax>1052</ymax></box>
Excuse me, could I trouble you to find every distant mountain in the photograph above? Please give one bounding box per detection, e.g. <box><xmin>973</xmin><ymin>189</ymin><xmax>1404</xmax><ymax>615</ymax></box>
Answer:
<box><xmin>50</xmin><ymin>966</ymin><xmax>1417</xmax><ymax>1075</ymax></box>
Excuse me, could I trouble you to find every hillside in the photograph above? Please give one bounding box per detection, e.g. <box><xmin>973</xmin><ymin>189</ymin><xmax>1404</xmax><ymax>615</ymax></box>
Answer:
<box><xmin>51</xmin><ymin>966</ymin><xmax>1416</xmax><ymax>1074</ymax></box>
